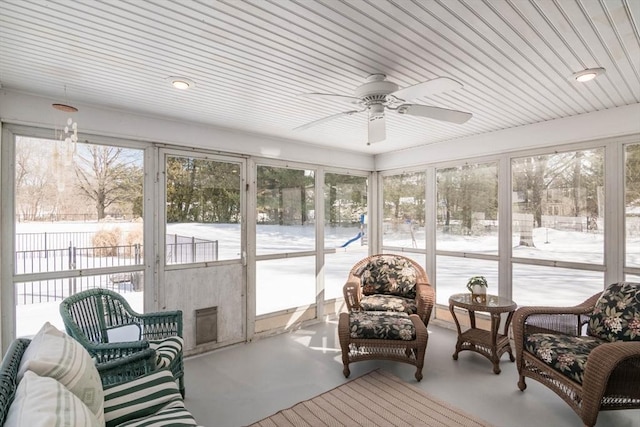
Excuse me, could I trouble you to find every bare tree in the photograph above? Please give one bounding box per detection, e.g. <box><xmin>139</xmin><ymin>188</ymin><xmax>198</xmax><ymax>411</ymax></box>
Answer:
<box><xmin>15</xmin><ymin>139</ymin><xmax>56</xmax><ymax>220</ymax></box>
<box><xmin>74</xmin><ymin>145</ymin><xmax>132</xmax><ymax>219</ymax></box>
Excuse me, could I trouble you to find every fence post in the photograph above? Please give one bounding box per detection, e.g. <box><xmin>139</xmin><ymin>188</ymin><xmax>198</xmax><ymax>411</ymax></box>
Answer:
<box><xmin>68</xmin><ymin>244</ymin><xmax>77</xmax><ymax>295</ymax></box>
<box><xmin>135</xmin><ymin>243</ymin><xmax>141</xmax><ymax>264</ymax></box>
<box><xmin>191</xmin><ymin>236</ymin><xmax>196</xmax><ymax>263</ymax></box>
<box><xmin>174</xmin><ymin>234</ymin><xmax>178</xmax><ymax>263</ymax></box>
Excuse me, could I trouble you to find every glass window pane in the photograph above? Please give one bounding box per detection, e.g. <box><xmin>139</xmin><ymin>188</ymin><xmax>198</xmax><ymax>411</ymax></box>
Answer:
<box><xmin>436</xmin><ymin>162</ymin><xmax>498</xmax><ymax>254</ymax></box>
<box><xmin>165</xmin><ymin>156</ymin><xmax>241</xmax><ymax>263</ymax></box>
<box><xmin>16</xmin><ymin>272</ymin><xmax>144</xmax><ymax>338</ymax></box>
<box><xmin>324</xmin><ymin>173</ymin><xmax>368</xmax><ymax>300</ymax></box>
<box><xmin>382</xmin><ymin>172</ymin><xmax>425</xmax><ymax>249</ymax></box>
<box><xmin>257</xmin><ymin>166</ymin><xmax>315</xmax><ymax>255</ymax></box>
<box><xmin>512</xmin><ymin>149</ymin><xmax>604</xmax><ymax>264</ymax></box>
<box><xmin>256</xmin><ymin>257</ymin><xmax>316</xmax><ymax>315</ymax></box>
<box><xmin>16</xmin><ymin>138</ymin><xmax>145</xmax><ymax>274</ymax></box>
<box><xmin>435</xmin><ymin>255</ymin><xmax>498</xmax><ymax>305</ymax></box>
<box><xmin>626</xmin><ymin>143</ymin><xmax>640</xmax><ymax>268</ymax></box>
<box><xmin>15</xmin><ymin>136</ymin><xmax>145</xmax><ymax>336</ymax></box>
<box><xmin>512</xmin><ymin>264</ymin><xmax>603</xmax><ymax>307</ymax></box>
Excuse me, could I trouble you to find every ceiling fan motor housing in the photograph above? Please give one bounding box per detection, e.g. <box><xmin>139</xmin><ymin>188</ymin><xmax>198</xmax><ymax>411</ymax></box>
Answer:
<box><xmin>354</xmin><ymin>74</ymin><xmax>399</xmax><ymax>99</ymax></box>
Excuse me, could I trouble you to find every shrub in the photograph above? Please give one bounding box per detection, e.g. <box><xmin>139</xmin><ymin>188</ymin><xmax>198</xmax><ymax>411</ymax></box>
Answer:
<box><xmin>92</xmin><ymin>227</ymin><xmax>122</xmax><ymax>256</ymax></box>
<box><xmin>125</xmin><ymin>226</ymin><xmax>144</xmax><ymax>258</ymax></box>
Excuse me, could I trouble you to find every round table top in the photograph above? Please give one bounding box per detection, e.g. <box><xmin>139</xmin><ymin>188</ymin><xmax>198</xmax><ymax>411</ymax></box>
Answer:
<box><xmin>449</xmin><ymin>293</ymin><xmax>517</xmax><ymax>313</ymax></box>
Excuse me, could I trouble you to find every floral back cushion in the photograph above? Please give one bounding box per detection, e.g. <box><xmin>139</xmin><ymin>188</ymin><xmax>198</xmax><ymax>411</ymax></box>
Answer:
<box><xmin>359</xmin><ymin>255</ymin><xmax>417</xmax><ymax>298</ymax></box>
<box><xmin>588</xmin><ymin>282</ymin><xmax>640</xmax><ymax>342</ymax></box>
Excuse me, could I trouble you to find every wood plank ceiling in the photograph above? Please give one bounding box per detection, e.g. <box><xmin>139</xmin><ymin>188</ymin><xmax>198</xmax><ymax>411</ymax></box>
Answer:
<box><xmin>1</xmin><ymin>0</ymin><xmax>638</xmax><ymax>154</ymax></box>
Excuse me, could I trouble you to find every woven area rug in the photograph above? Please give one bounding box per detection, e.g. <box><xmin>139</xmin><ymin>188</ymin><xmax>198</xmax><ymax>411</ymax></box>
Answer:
<box><xmin>248</xmin><ymin>369</ymin><xmax>493</xmax><ymax>427</ymax></box>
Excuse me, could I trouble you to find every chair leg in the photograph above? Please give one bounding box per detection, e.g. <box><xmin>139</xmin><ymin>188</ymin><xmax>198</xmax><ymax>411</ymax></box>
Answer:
<box><xmin>517</xmin><ymin>375</ymin><xmax>527</xmax><ymax>391</ymax></box>
<box><xmin>179</xmin><ymin>376</ymin><xmax>185</xmax><ymax>398</ymax></box>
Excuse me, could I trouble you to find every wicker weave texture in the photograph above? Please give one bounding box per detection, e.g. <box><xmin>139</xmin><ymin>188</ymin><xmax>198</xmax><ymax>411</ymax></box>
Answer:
<box><xmin>343</xmin><ymin>254</ymin><xmax>435</xmax><ymax>324</ymax></box>
<box><xmin>59</xmin><ymin>288</ymin><xmax>185</xmax><ymax>395</ymax></box>
<box><xmin>513</xmin><ymin>289</ymin><xmax>640</xmax><ymax>427</ymax></box>
<box><xmin>339</xmin><ymin>312</ymin><xmax>429</xmax><ymax>381</ymax></box>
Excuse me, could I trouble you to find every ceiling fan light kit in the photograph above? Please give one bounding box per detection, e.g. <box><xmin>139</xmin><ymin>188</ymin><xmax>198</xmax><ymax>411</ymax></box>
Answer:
<box><xmin>297</xmin><ymin>73</ymin><xmax>473</xmax><ymax>145</ymax></box>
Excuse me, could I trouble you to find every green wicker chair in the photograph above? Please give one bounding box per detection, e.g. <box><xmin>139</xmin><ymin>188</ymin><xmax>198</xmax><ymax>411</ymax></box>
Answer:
<box><xmin>59</xmin><ymin>288</ymin><xmax>185</xmax><ymax>396</ymax></box>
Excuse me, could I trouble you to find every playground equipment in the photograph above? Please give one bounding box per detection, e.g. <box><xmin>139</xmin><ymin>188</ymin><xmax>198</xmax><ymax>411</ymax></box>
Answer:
<box><xmin>340</xmin><ymin>214</ymin><xmax>367</xmax><ymax>248</ymax></box>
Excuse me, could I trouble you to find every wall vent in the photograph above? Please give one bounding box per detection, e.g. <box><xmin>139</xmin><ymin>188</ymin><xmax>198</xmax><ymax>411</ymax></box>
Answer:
<box><xmin>195</xmin><ymin>306</ymin><xmax>218</xmax><ymax>345</ymax></box>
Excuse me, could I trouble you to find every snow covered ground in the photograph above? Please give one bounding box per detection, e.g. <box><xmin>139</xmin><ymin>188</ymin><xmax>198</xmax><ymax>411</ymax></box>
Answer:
<box><xmin>13</xmin><ymin>220</ymin><xmax>640</xmax><ymax>337</ymax></box>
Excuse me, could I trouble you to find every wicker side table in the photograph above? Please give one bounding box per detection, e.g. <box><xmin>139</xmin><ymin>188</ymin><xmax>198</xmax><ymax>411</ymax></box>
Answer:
<box><xmin>338</xmin><ymin>311</ymin><xmax>428</xmax><ymax>381</ymax></box>
<box><xmin>449</xmin><ymin>293</ymin><xmax>517</xmax><ymax>374</ymax></box>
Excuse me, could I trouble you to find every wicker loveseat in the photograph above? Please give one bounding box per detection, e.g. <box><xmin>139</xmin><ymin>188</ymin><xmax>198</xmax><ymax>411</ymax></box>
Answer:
<box><xmin>60</xmin><ymin>288</ymin><xmax>185</xmax><ymax>396</ymax></box>
<box><xmin>0</xmin><ymin>325</ymin><xmax>200</xmax><ymax>426</ymax></box>
<box><xmin>513</xmin><ymin>282</ymin><xmax>640</xmax><ymax>427</ymax></box>
<box><xmin>343</xmin><ymin>254</ymin><xmax>434</xmax><ymax>324</ymax></box>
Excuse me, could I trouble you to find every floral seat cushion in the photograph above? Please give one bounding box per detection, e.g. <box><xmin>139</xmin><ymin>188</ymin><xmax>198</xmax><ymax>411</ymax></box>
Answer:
<box><xmin>588</xmin><ymin>282</ymin><xmax>640</xmax><ymax>342</ymax></box>
<box><xmin>525</xmin><ymin>333</ymin><xmax>604</xmax><ymax>384</ymax></box>
<box><xmin>358</xmin><ymin>255</ymin><xmax>417</xmax><ymax>298</ymax></box>
<box><xmin>349</xmin><ymin>311</ymin><xmax>416</xmax><ymax>341</ymax></box>
<box><xmin>359</xmin><ymin>294</ymin><xmax>417</xmax><ymax>315</ymax></box>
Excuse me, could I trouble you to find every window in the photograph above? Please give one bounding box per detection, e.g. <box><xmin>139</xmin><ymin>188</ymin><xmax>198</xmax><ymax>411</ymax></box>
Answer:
<box><xmin>435</xmin><ymin>162</ymin><xmax>498</xmax><ymax>304</ymax></box>
<box><xmin>511</xmin><ymin>148</ymin><xmax>604</xmax><ymax>306</ymax></box>
<box><xmin>256</xmin><ymin>165</ymin><xmax>315</xmax><ymax>315</ymax></box>
<box><xmin>436</xmin><ymin>163</ymin><xmax>498</xmax><ymax>254</ymax></box>
<box><xmin>382</xmin><ymin>172</ymin><xmax>425</xmax><ymax>249</ymax></box>
<box><xmin>14</xmin><ymin>136</ymin><xmax>144</xmax><ymax>336</ymax></box>
<box><xmin>165</xmin><ymin>155</ymin><xmax>241</xmax><ymax>264</ymax></box>
<box><xmin>625</xmin><ymin>143</ymin><xmax>640</xmax><ymax>270</ymax></box>
<box><xmin>323</xmin><ymin>173</ymin><xmax>368</xmax><ymax>300</ymax></box>
<box><xmin>512</xmin><ymin>149</ymin><xmax>604</xmax><ymax>264</ymax></box>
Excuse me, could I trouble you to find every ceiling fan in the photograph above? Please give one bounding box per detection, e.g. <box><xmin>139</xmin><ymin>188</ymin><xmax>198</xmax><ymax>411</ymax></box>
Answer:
<box><xmin>295</xmin><ymin>73</ymin><xmax>473</xmax><ymax>145</ymax></box>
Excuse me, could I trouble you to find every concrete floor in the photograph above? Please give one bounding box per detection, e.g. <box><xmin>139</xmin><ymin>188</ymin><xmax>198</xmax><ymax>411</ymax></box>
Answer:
<box><xmin>182</xmin><ymin>319</ymin><xmax>640</xmax><ymax>427</ymax></box>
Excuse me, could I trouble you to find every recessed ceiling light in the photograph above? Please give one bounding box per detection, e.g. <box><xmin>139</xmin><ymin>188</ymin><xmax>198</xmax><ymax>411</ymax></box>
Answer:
<box><xmin>571</xmin><ymin>68</ymin><xmax>605</xmax><ymax>83</ymax></box>
<box><xmin>166</xmin><ymin>76</ymin><xmax>195</xmax><ymax>90</ymax></box>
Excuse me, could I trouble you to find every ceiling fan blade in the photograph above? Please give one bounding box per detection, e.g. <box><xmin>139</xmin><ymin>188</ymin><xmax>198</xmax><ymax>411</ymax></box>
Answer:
<box><xmin>294</xmin><ymin>110</ymin><xmax>362</xmax><ymax>131</ymax></box>
<box><xmin>397</xmin><ymin>104</ymin><xmax>472</xmax><ymax>124</ymax></box>
<box><xmin>299</xmin><ymin>92</ymin><xmax>361</xmax><ymax>104</ymax></box>
<box><xmin>391</xmin><ymin>77</ymin><xmax>463</xmax><ymax>102</ymax></box>
<box><xmin>367</xmin><ymin>116</ymin><xmax>386</xmax><ymax>144</ymax></box>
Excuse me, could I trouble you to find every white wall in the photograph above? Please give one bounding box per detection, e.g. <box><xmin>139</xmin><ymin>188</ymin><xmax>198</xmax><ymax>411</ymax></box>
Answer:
<box><xmin>0</xmin><ymin>89</ymin><xmax>374</xmax><ymax>171</ymax></box>
<box><xmin>375</xmin><ymin>103</ymin><xmax>640</xmax><ymax>170</ymax></box>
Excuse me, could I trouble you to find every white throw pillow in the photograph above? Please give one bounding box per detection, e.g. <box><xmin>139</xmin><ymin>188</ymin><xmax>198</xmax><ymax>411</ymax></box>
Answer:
<box><xmin>106</xmin><ymin>323</ymin><xmax>141</xmax><ymax>342</ymax></box>
<box><xmin>18</xmin><ymin>322</ymin><xmax>105</xmax><ymax>424</ymax></box>
<box><xmin>5</xmin><ymin>371</ymin><xmax>101</xmax><ymax>427</ymax></box>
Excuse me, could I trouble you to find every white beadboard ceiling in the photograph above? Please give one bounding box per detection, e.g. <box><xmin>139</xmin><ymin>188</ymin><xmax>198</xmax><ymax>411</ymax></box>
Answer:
<box><xmin>1</xmin><ymin>0</ymin><xmax>639</xmax><ymax>155</ymax></box>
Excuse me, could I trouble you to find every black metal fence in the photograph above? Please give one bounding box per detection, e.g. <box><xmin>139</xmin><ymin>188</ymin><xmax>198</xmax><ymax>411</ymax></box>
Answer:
<box><xmin>15</xmin><ymin>272</ymin><xmax>143</xmax><ymax>305</ymax></box>
<box><xmin>14</xmin><ymin>231</ymin><xmax>218</xmax><ymax>304</ymax></box>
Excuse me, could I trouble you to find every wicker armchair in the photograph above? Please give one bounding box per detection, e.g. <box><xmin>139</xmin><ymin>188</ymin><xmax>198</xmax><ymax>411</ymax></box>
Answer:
<box><xmin>513</xmin><ymin>282</ymin><xmax>640</xmax><ymax>427</ymax></box>
<box><xmin>343</xmin><ymin>254</ymin><xmax>434</xmax><ymax>324</ymax></box>
<box><xmin>59</xmin><ymin>288</ymin><xmax>185</xmax><ymax>396</ymax></box>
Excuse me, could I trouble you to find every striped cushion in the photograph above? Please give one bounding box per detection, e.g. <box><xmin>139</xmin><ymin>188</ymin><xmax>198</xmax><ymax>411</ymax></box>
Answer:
<box><xmin>5</xmin><ymin>371</ymin><xmax>101</xmax><ymax>427</ymax></box>
<box><xmin>117</xmin><ymin>400</ymin><xmax>199</xmax><ymax>426</ymax></box>
<box><xmin>149</xmin><ymin>336</ymin><xmax>183</xmax><ymax>369</ymax></box>
<box><xmin>17</xmin><ymin>322</ymin><xmax>105</xmax><ymax>424</ymax></box>
<box><xmin>103</xmin><ymin>369</ymin><xmax>183</xmax><ymax>427</ymax></box>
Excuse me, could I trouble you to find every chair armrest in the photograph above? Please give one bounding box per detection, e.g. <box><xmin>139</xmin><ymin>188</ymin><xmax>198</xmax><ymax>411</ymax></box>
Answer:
<box><xmin>513</xmin><ymin>293</ymin><xmax>601</xmax><ymax>339</ymax></box>
<box><xmin>343</xmin><ymin>278</ymin><xmax>363</xmax><ymax>311</ymax></box>
<box><xmin>87</xmin><ymin>340</ymin><xmax>151</xmax><ymax>363</ymax></box>
<box><xmin>580</xmin><ymin>341</ymin><xmax>640</xmax><ymax>427</ymax></box>
<box><xmin>415</xmin><ymin>282</ymin><xmax>435</xmax><ymax>325</ymax></box>
<box><xmin>136</xmin><ymin>310</ymin><xmax>183</xmax><ymax>339</ymax></box>
<box><xmin>97</xmin><ymin>348</ymin><xmax>157</xmax><ymax>387</ymax></box>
